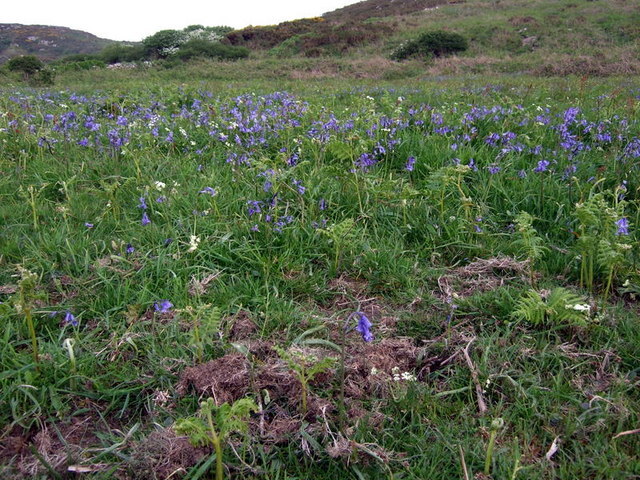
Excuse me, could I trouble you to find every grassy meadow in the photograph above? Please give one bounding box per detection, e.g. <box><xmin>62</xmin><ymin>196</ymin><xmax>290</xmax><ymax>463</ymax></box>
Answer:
<box><xmin>1</xmin><ymin>71</ymin><xmax>639</xmax><ymax>479</ymax></box>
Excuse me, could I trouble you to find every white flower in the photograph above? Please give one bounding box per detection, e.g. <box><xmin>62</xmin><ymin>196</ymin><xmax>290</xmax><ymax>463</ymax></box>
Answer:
<box><xmin>401</xmin><ymin>372</ymin><xmax>416</xmax><ymax>382</ymax></box>
<box><xmin>567</xmin><ymin>304</ymin><xmax>591</xmax><ymax>313</ymax></box>
<box><xmin>187</xmin><ymin>235</ymin><xmax>201</xmax><ymax>253</ymax></box>
<box><xmin>154</xmin><ymin>181</ymin><xmax>166</xmax><ymax>191</ymax></box>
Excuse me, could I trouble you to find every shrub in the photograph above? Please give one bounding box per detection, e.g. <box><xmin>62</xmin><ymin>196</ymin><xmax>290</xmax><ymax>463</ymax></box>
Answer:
<box><xmin>6</xmin><ymin>55</ymin><xmax>44</xmax><ymax>77</ymax></box>
<box><xmin>100</xmin><ymin>43</ymin><xmax>146</xmax><ymax>64</ymax></box>
<box><xmin>391</xmin><ymin>30</ymin><xmax>468</xmax><ymax>61</ymax></box>
<box><xmin>143</xmin><ymin>29</ymin><xmax>186</xmax><ymax>58</ymax></box>
<box><xmin>174</xmin><ymin>39</ymin><xmax>249</xmax><ymax>61</ymax></box>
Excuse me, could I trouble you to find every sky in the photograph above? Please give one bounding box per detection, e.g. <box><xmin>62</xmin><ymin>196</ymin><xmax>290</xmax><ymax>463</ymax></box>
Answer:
<box><xmin>3</xmin><ymin>0</ymin><xmax>361</xmax><ymax>42</ymax></box>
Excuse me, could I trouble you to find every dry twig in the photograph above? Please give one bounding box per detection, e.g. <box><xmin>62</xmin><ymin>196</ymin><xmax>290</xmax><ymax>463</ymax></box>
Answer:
<box><xmin>462</xmin><ymin>338</ymin><xmax>488</xmax><ymax>415</ymax></box>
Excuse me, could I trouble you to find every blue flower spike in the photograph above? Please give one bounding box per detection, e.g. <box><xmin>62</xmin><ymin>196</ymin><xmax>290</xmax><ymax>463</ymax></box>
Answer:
<box><xmin>354</xmin><ymin>311</ymin><xmax>374</xmax><ymax>343</ymax></box>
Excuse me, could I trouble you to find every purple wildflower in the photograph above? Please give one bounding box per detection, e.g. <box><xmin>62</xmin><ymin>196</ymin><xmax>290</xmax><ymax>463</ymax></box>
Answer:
<box><xmin>319</xmin><ymin>198</ymin><xmax>327</xmax><ymax>211</ymax></box>
<box><xmin>154</xmin><ymin>300</ymin><xmax>173</xmax><ymax>313</ymax></box>
<box><xmin>353</xmin><ymin>312</ymin><xmax>374</xmax><ymax>342</ymax></box>
<box><xmin>615</xmin><ymin>218</ymin><xmax>629</xmax><ymax>236</ymax></box>
<box><xmin>64</xmin><ymin>311</ymin><xmax>78</xmax><ymax>327</ymax></box>
<box><xmin>126</xmin><ymin>244</ymin><xmax>135</xmax><ymax>254</ymax></box>
<box><xmin>141</xmin><ymin>211</ymin><xmax>151</xmax><ymax>226</ymax></box>
<box><xmin>199</xmin><ymin>187</ymin><xmax>217</xmax><ymax>196</ymax></box>
<box><xmin>534</xmin><ymin>160</ymin><xmax>550</xmax><ymax>173</ymax></box>
<box><xmin>487</xmin><ymin>164</ymin><xmax>501</xmax><ymax>175</ymax></box>
<box><xmin>138</xmin><ymin>196</ymin><xmax>148</xmax><ymax>210</ymax></box>
<box><xmin>405</xmin><ymin>156</ymin><xmax>416</xmax><ymax>172</ymax></box>
<box><xmin>84</xmin><ymin>222</ymin><xmax>94</xmax><ymax>228</ymax></box>
<box><xmin>292</xmin><ymin>179</ymin><xmax>305</xmax><ymax>195</ymax></box>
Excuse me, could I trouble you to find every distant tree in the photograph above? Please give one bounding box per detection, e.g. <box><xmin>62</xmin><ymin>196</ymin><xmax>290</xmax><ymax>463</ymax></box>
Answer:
<box><xmin>7</xmin><ymin>55</ymin><xmax>44</xmax><ymax>78</ymax></box>
<box><xmin>143</xmin><ymin>29</ymin><xmax>185</xmax><ymax>58</ymax></box>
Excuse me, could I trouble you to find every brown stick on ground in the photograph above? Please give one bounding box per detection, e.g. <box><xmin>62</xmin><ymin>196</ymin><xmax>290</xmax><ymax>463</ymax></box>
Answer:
<box><xmin>463</xmin><ymin>337</ymin><xmax>488</xmax><ymax>416</ymax></box>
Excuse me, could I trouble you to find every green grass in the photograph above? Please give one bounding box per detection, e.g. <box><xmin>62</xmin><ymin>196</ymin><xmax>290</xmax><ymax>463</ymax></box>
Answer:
<box><xmin>1</xmin><ymin>75</ymin><xmax>639</xmax><ymax>479</ymax></box>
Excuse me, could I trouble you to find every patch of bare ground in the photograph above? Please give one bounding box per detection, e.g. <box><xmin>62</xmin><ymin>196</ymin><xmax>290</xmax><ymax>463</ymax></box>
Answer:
<box><xmin>437</xmin><ymin>255</ymin><xmax>529</xmax><ymax>300</ymax></box>
<box><xmin>533</xmin><ymin>53</ymin><xmax>640</xmax><ymax>77</ymax></box>
<box><xmin>128</xmin><ymin>428</ymin><xmax>208</xmax><ymax>480</ymax></box>
<box><xmin>0</xmin><ymin>410</ymin><xmax>115</xmax><ymax>479</ymax></box>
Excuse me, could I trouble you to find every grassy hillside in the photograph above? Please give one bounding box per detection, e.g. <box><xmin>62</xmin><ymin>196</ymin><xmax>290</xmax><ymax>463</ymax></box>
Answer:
<box><xmin>0</xmin><ymin>24</ymin><xmax>113</xmax><ymax>64</ymax></box>
<box><xmin>223</xmin><ymin>0</ymin><xmax>640</xmax><ymax>77</ymax></box>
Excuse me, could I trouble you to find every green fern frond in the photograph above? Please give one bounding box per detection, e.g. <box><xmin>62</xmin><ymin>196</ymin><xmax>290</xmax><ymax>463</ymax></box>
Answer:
<box><xmin>512</xmin><ymin>288</ymin><xmax>590</xmax><ymax>326</ymax></box>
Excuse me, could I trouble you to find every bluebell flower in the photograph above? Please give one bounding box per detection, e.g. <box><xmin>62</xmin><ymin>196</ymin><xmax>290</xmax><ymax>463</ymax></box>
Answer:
<box><xmin>126</xmin><ymin>244</ymin><xmax>135</xmax><ymax>254</ymax></box>
<box><xmin>534</xmin><ymin>160</ymin><xmax>550</xmax><ymax>173</ymax></box>
<box><xmin>487</xmin><ymin>164</ymin><xmax>501</xmax><ymax>175</ymax></box>
<box><xmin>616</xmin><ymin>218</ymin><xmax>629</xmax><ymax>236</ymax></box>
<box><xmin>319</xmin><ymin>198</ymin><xmax>327</xmax><ymax>211</ymax></box>
<box><xmin>154</xmin><ymin>300</ymin><xmax>173</xmax><ymax>313</ymax></box>
<box><xmin>138</xmin><ymin>196</ymin><xmax>148</xmax><ymax>210</ymax></box>
<box><xmin>199</xmin><ymin>187</ymin><xmax>217</xmax><ymax>196</ymax></box>
<box><xmin>64</xmin><ymin>311</ymin><xmax>78</xmax><ymax>327</ymax></box>
<box><xmin>292</xmin><ymin>179</ymin><xmax>305</xmax><ymax>195</ymax></box>
<box><xmin>405</xmin><ymin>156</ymin><xmax>416</xmax><ymax>172</ymax></box>
<box><xmin>84</xmin><ymin>222</ymin><xmax>94</xmax><ymax>228</ymax></box>
<box><xmin>354</xmin><ymin>312</ymin><xmax>374</xmax><ymax>342</ymax></box>
<box><xmin>141</xmin><ymin>212</ymin><xmax>151</xmax><ymax>226</ymax></box>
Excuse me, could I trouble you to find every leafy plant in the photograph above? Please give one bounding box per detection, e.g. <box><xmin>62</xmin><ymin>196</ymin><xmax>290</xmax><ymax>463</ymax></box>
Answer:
<box><xmin>511</xmin><ymin>287</ymin><xmax>591</xmax><ymax>326</ymax></box>
<box><xmin>512</xmin><ymin>212</ymin><xmax>549</xmax><ymax>287</ymax></box>
<box><xmin>175</xmin><ymin>397</ymin><xmax>258</xmax><ymax>480</ymax></box>
<box><xmin>319</xmin><ymin>218</ymin><xmax>359</xmax><ymax>274</ymax></box>
<box><xmin>574</xmin><ymin>190</ymin><xmax>632</xmax><ymax>300</ymax></box>
<box><xmin>273</xmin><ymin>345</ymin><xmax>336</xmax><ymax>414</ymax></box>
<box><xmin>181</xmin><ymin>304</ymin><xmax>221</xmax><ymax>363</ymax></box>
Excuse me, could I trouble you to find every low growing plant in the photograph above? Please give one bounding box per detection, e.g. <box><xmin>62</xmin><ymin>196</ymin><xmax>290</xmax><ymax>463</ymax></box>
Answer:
<box><xmin>511</xmin><ymin>287</ymin><xmax>591</xmax><ymax>327</ymax></box>
<box><xmin>175</xmin><ymin>397</ymin><xmax>258</xmax><ymax>480</ymax></box>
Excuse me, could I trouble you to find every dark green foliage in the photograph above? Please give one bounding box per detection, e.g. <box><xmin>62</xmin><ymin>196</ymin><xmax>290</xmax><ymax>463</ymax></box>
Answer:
<box><xmin>143</xmin><ymin>29</ymin><xmax>185</xmax><ymax>58</ymax></box>
<box><xmin>174</xmin><ymin>39</ymin><xmax>249</xmax><ymax>61</ymax></box>
<box><xmin>31</xmin><ymin>67</ymin><xmax>55</xmax><ymax>86</ymax></box>
<box><xmin>6</xmin><ymin>55</ymin><xmax>44</xmax><ymax>75</ymax></box>
<box><xmin>391</xmin><ymin>30</ymin><xmax>469</xmax><ymax>61</ymax></box>
<box><xmin>100</xmin><ymin>43</ymin><xmax>146</xmax><ymax>63</ymax></box>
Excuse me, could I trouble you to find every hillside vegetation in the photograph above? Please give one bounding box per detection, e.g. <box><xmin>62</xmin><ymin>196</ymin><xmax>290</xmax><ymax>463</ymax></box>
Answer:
<box><xmin>0</xmin><ymin>24</ymin><xmax>112</xmax><ymax>63</ymax></box>
<box><xmin>223</xmin><ymin>0</ymin><xmax>640</xmax><ymax>77</ymax></box>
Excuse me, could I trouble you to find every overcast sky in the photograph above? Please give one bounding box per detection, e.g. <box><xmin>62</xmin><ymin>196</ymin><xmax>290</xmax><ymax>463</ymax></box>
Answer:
<box><xmin>3</xmin><ymin>0</ymin><xmax>361</xmax><ymax>41</ymax></box>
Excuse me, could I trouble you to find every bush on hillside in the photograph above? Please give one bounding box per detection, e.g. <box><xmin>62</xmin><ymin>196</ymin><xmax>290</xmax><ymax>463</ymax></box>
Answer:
<box><xmin>174</xmin><ymin>39</ymin><xmax>250</xmax><ymax>61</ymax></box>
<box><xmin>6</xmin><ymin>54</ymin><xmax>55</xmax><ymax>85</ymax></box>
<box><xmin>100</xmin><ymin>43</ymin><xmax>146</xmax><ymax>63</ymax></box>
<box><xmin>6</xmin><ymin>55</ymin><xmax>44</xmax><ymax>76</ymax></box>
<box><xmin>391</xmin><ymin>30</ymin><xmax>468</xmax><ymax>61</ymax></box>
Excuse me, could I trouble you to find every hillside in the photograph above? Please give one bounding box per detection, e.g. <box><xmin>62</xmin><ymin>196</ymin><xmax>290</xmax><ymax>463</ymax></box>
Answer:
<box><xmin>0</xmin><ymin>24</ymin><xmax>113</xmax><ymax>63</ymax></box>
<box><xmin>223</xmin><ymin>0</ymin><xmax>640</xmax><ymax>77</ymax></box>
<box><xmin>323</xmin><ymin>0</ymin><xmax>453</xmax><ymax>22</ymax></box>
